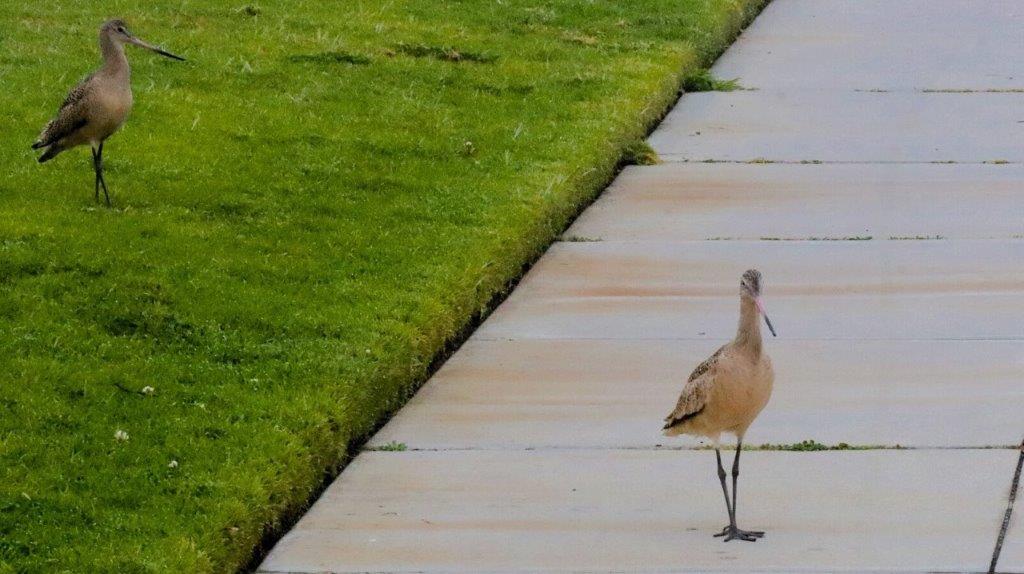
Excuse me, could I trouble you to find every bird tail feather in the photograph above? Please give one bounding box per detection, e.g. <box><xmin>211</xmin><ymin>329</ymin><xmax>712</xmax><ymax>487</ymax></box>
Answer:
<box><xmin>33</xmin><ymin>120</ymin><xmax>56</xmax><ymax>150</ymax></box>
<box><xmin>37</xmin><ymin>145</ymin><xmax>62</xmax><ymax>163</ymax></box>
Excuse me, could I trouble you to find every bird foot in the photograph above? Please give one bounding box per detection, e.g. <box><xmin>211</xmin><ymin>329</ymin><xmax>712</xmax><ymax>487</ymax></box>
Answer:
<box><xmin>714</xmin><ymin>525</ymin><xmax>764</xmax><ymax>542</ymax></box>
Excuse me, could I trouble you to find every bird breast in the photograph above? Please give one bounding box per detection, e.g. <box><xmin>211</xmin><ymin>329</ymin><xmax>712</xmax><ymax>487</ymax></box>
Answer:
<box><xmin>711</xmin><ymin>352</ymin><xmax>774</xmax><ymax>425</ymax></box>
<box><xmin>105</xmin><ymin>89</ymin><xmax>133</xmax><ymax>122</ymax></box>
<box><xmin>91</xmin><ymin>86</ymin><xmax>133</xmax><ymax>134</ymax></box>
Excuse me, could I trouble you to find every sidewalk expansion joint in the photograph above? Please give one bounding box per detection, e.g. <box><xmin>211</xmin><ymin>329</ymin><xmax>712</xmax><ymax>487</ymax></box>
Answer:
<box><xmin>655</xmin><ymin>159</ymin><xmax>1024</xmax><ymax>165</ymax></box>
<box><xmin>262</xmin><ymin>564</ymin><xmax>999</xmax><ymax>568</ymax></box>
<box><xmin>475</xmin><ymin>336</ymin><xmax>1024</xmax><ymax>343</ymax></box>
<box><xmin>566</xmin><ymin>237</ymin><xmax>1024</xmax><ymax>241</ymax></box>
<box><xmin>364</xmin><ymin>445</ymin><xmax>1022</xmax><ymax>454</ymax></box>
<box><xmin>555</xmin><ymin>238</ymin><xmax>1024</xmax><ymax>243</ymax></box>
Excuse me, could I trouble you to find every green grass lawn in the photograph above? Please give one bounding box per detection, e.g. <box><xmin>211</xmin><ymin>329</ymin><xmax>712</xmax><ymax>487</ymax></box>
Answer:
<box><xmin>0</xmin><ymin>1</ymin><xmax>765</xmax><ymax>571</ymax></box>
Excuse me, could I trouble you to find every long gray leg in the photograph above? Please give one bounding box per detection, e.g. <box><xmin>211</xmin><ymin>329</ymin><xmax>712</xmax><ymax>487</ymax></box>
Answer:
<box><xmin>97</xmin><ymin>141</ymin><xmax>111</xmax><ymax>207</ymax></box>
<box><xmin>724</xmin><ymin>438</ymin><xmax>764</xmax><ymax>541</ymax></box>
<box><xmin>92</xmin><ymin>147</ymin><xmax>100</xmax><ymax>202</ymax></box>
<box><xmin>717</xmin><ymin>449</ymin><xmax>733</xmax><ymax>520</ymax></box>
<box><xmin>712</xmin><ymin>449</ymin><xmax>734</xmax><ymax>537</ymax></box>
<box><xmin>731</xmin><ymin>439</ymin><xmax>741</xmax><ymax>527</ymax></box>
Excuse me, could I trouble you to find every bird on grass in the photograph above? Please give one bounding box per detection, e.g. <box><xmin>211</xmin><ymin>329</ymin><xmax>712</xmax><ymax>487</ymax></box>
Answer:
<box><xmin>32</xmin><ymin>19</ymin><xmax>185</xmax><ymax>206</ymax></box>
<box><xmin>663</xmin><ymin>269</ymin><xmax>776</xmax><ymax>542</ymax></box>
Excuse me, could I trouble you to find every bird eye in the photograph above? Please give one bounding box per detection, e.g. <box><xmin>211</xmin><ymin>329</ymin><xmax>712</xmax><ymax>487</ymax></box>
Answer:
<box><xmin>118</xmin><ymin>26</ymin><xmax>126</xmax><ymax>33</ymax></box>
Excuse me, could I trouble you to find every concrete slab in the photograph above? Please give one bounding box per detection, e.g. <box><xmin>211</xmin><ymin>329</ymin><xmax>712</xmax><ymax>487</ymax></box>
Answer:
<box><xmin>368</xmin><ymin>339</ymin><xmax>1024</xmax><ymax>450</ymax></box>
<box><xmin>566</xmin><ymin>163</ymin><xmax>1024</xmax><ymax>241</ymax></box>
<box><xmin>714</xmin><ymin>0</ymin><xmax>1024</xmax><ymax>90</ymax></box>
<box><xmin>647</xmin><ymin>91</ymin><xmax>1024</xmax><ymax>163</ymax></box>
<box><xmin>476</xmin><ymin>240</ymin><xmax>1024</xmax><ymax>341</ymax></box>
<box><xmin>259</xmin><ymin>450</ymin><xmax>1021</xmax><ymax>573</ymax></box>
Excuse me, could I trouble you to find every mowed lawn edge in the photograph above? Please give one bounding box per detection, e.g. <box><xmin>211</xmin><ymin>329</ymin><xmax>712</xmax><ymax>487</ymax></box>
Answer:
<box><xmin>0</xmin><ymin>1</ymin><xmax>767</xmax><ymax>572</ymax></box>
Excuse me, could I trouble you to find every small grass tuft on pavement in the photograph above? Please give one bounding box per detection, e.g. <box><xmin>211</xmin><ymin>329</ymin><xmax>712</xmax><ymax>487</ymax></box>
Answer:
<box><xmin>754</xmin><ymin>440</ymin><xmax>908</xmax><ymax>451</ymax></box>
<box><xmin>368</xmin><ymin>441</ymin><xmax>408</xmax><ymax>452</ymax></box>
<box><xmin>622</xmin><ymin>140</ymin><xmax>662</xmax><ymax>166</ymax></box>
<box><xmin>682</xmin><ymin>69</ymin><xmax>744</xmax><ymax>92</ymax></box>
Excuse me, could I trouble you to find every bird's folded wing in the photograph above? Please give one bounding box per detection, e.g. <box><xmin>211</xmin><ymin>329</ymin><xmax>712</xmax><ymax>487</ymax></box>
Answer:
<box><xmin>35</xmin><ymin>77</ymin><xmax>92</xmax><ymax>148</ymax></box>
<box><xmin>662</xmin><ymin>345</ymin><xmax>724</xmax><ymax>429</ymax></box>
<box><xmin>663</xmin><ymin>374</ymin><xmax>710</xmax><ymax>429</ymax></box>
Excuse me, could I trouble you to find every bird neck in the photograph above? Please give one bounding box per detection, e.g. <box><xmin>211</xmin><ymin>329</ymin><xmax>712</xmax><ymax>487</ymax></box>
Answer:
<box><xmin>99</xmin><ymin>34</ymin><xmax>130</xmax><ymax>77</ymax></box>
<box><xmin>734</xmin><ymin>295</ymin><xmax>762</xmax><ymax>356</ymax></box>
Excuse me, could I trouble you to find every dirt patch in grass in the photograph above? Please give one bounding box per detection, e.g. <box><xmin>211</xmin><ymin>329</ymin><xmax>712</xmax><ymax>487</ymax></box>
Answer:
<box><xmin>287</xmin><ymin>51</ymin><xmax>372</xmax><ymax>65</ymax></box>
<box><xmin>393</xmin><ymin>42</ymin><xmax>497</xmax><ymax>63</ymax></box>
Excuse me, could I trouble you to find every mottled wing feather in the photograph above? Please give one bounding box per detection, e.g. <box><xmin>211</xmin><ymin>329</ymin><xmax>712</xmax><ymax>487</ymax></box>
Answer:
<box><xmin>685</xmin><ymin>345</ymin><xmax>724</xmax><ymax>383</ymax></box>
<box><xmin>34</xmin><ymin>75</ymin><xmax>93</xmax><ymax>148</ymax></box>
<box><xmin>662</xmin><ymin>345</ymin><xmax>725</xmax><ymax>429</ymax></box>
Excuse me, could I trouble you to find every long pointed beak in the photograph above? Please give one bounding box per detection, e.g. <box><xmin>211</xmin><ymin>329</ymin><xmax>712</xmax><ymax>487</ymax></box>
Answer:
<box><xmin>130</xmin><ymin>36</ymin><xmax>186</xmax><ymax>61</ymax></box>
<box><xmin>754</xmin><ymin>297</ymin><xmax>777</xmax><ymax>337</ymax></box>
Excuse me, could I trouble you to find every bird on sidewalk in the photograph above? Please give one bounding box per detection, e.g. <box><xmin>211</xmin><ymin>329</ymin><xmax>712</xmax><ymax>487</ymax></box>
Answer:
<box><xmin>663</xmin><ymin>269</ymin><xmax>776</xmax><ymax>542</ymax></box>
<box><xmin>32</xmin><ymin>19</ymin><xmax>185</xmax><ymax>206</ymax></box>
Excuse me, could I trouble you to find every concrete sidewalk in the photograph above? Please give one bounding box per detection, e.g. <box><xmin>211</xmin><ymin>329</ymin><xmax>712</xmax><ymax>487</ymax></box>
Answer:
<box><xmin>261</xmin><ymin>1</ymin><xmax>1024</xmax><ymax>572</ymax></box>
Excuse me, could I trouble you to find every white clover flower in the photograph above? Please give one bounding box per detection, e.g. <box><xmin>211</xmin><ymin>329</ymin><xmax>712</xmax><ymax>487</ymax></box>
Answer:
<box><xmin>168</xmin><ymin>460</ymin><xmax>179</xmax><ymax>469</ymax></box>
<box><xmin>141</xmin><ymin>386</ymin><xmax>155</xmax><ymax>395</ymax></box>
<box><xmin>114</xmin><ymin>429</ymin><xmax>129</xmax><ymax>441</ymax></box>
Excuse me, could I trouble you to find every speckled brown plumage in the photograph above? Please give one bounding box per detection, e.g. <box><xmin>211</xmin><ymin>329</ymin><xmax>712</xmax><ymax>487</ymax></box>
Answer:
<box><xmin>662</xmin><ymin>344</ymin><xmax>723</xmax><ymax>430</ymax></box>
<box><xmin>33</xmin><ymin>78</ymin><xmax>93</xmax><ymax>154</ymax></box>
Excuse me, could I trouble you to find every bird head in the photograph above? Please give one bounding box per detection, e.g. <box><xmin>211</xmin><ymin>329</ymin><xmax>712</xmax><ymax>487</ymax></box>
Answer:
<box><xmin>101</xmin><ymin>19</ymin><xmax>185</xmax><ymax>61</ymax></box>
<box><xmin>740</xmin><ymin>269</ymin><xmax>776</xmax><ymax>337</ymax></box>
